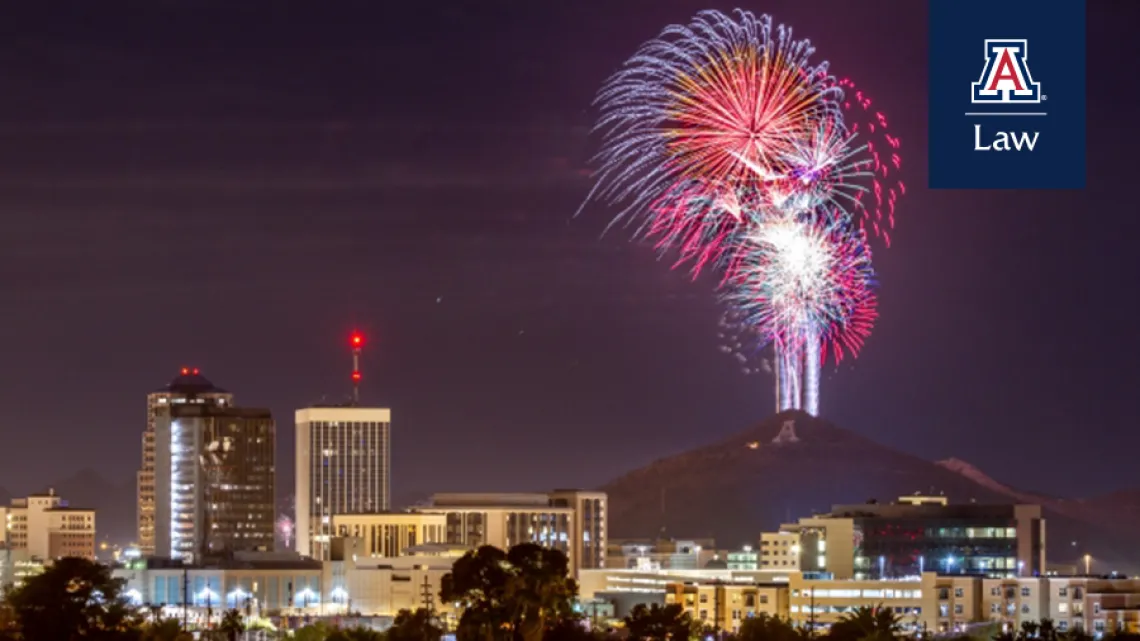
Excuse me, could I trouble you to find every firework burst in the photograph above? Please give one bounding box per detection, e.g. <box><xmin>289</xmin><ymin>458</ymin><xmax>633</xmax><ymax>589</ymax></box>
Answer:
<box><xmin>582</xmin><ymin>9</ymin><xmax>900</xmax><ymax>416</ymax></box>
<box><xmin>721</xmin><ymin>213</ymin><xmax>877</xmax><ymax>364</ymax></box>
<box><xmin>584</xmin><ymin>10</ymin><xmax>840</xmax><ymax>243</ymax></box>
<box><xmin>831</xmin><ymin>76</ymin><xmax>905</xmax><ymax>246</ymax></box>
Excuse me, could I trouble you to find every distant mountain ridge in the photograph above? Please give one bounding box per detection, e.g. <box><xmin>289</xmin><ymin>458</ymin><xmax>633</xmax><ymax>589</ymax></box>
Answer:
<box><xmin>602</xmin><ymin>411</ymin><xmax>1140</xmax><ymax>574</ymax></box>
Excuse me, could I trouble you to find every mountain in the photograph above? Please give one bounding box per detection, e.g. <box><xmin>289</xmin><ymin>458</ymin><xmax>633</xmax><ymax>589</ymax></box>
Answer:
<box><xmin>601</xmin><ymin>411</ymin><xmax>1140</xmax><ymax>573</ymax></box>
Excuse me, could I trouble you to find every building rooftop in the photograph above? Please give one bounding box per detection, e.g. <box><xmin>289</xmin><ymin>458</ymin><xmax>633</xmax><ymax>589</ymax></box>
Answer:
<box><xmin>170</xmin><ymin>404</ymin><xmax>271</xmax><ymax>419</ymax></box>
<box><xmin>153</xmin><ymin>370</ymin><xmax>229</xmax><ymax>395</ymax></box>
<box><xmin>429</xmin><ymin>492</ymin><xmax>571</xmax><ymax>509</ymax></box>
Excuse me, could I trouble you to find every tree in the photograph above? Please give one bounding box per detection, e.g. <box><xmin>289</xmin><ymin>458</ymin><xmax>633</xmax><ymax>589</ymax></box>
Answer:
<box><xmin>441</xmin><ymin>544</ymin><xmax>578</xmax><ymax>641</ymax></box>
<box><xmin>505</xmin><ymin>544</ymin><xmax>578</xmax><ymax>641</ymax></box>
<box><xmin>139</xmin><ymin>619</ymin><xmax>187</xmax><ymax>641</ymax></box>
<box><xmin>4</xmin><ymin>556</ymin><xmax>144</xmax><ymax>641</ymax></box>
<box><xmin>388</xmin><ymin>608</ymin><xmax>443</xmax><ymax>641</ymax></box>
<box><xmin>736</xmin><ymin>614</ymin><xmax>803</xmax><ymax>641</ymax></box>
<box><xmin>343</xmin><ymin>627</ymin><xmax>387</xmax><ymax>641</ymax></box>
<box><xmin>442</xmin><ymin>545</ymin><xmax>514</xmax><ymax>641</ymax></box>
<box><xmin>624</xmin><ymin>603</ymin><xmax>694</xmax><ymax>641</ymax></box>
<box><xmin>294</xmin><ymin>621</ymin><xmax>333</xmax><ymax>641</ymax></box>
<box><xmin>328</xmin><ymin>628</ymin><xmax>387</xmax><ymax>641</ymax></box>
<box><xmin>545</xmin><ymin>617</ymin><xmax>600</xmax><ymax>641</ymax></box>
<box><xmin>217</xmin><ymin>609</ymin><xmax>244</xmax><ymax>641</ymax></box>
<box><xmin>828</xmin><ymin>606</ymin><xmax>900</xmax><ymax>641</ymax></box>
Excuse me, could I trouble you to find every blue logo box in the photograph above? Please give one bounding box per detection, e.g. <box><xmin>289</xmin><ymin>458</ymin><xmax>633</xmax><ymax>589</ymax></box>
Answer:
<box><xmin>928</xmin><ymin>0</ymin><xmax>1086</xmax><ymax>189</ymax></box>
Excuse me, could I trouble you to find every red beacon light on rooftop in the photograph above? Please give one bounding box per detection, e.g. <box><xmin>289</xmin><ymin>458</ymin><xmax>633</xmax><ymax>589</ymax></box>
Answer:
<box><xmin>180</xmin><ymin>367</ymin><xmax>189</xmax><ymax>375</ymax></box>
<box><xmin>350</xmin><ymin>332</ymin><xmax>364</xmax><ymax>349</ymax></box>
<box><xmin>351</xmin><ymin>371</ymin><xmax>362</xmax><ymax>382</ymax></box>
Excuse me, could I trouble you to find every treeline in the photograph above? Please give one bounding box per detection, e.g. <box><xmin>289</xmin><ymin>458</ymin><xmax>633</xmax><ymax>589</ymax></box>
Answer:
<box><xmin>9</xmin><ymin>549</ymin><xmax>1139</xmax><ymax>641</ymax></box>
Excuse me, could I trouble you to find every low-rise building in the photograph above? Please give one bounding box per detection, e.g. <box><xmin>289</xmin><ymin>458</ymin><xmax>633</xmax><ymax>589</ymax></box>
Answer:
<box><xmin>328</xmin><ymin>538</ymin><xmax>458</xmax><ymax>624</ymax></box>
<box><xmin>0</xmin><ymin>490</ymin><xmax>96</xmax><ymax>561</ymax></box>
<box><xmin>330</xmin><ymin>512</ymin><xmax>447</xmax><ymax>558</ymax></box>
<box><xmin>982</xmin><ymin>576</ymin><xmax>1140</xmax><ymax>636</ymax></box>
<box><xmin>606</xmin><ymin>538</ymin><xmax>720</xmax><ymax>571</ymax></box>
<box><xmin>113</xmin><ymin>551</ymin><xmax>324</xmax><ymax>625</ymax></box>
<box><xmin>776</xmin><ymin>496</ymin><xmax>1045</xmax><ymax>579</ymax></box>
<box><xmin>789</xmin><ymin>572</ymin><xmax>982</xmax><ymax>635</ymax></box>
<box><xmin>664</xmin><ymin>580</ymin><xmax>787</xmax><ymax>633</ymax></box>
<box><xmin>421</xmin><ymin>490</ymin><xmax>607</xmax><ymax>575</ymax></box>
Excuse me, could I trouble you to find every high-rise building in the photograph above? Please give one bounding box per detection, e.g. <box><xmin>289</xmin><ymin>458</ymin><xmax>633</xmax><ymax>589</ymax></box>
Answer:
<box><xmin>137</xmin><ymin>369</ymin><xmax>233</xmax><ymax>555</ymax></box>
<box><xmin>295</xmin><ymin>406</ymin><xmax>392</xmax><ymax>560</ymax></box>
<box><xmin>154</xmin><ymin>403</ymin><xmax>275</xmax><ymax>562</ymax></box>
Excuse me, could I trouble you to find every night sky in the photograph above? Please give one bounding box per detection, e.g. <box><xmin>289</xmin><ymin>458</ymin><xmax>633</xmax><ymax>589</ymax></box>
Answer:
<box><xmin>0</xmin><ymin>1</ymin><xmax>1136</xmax><ymax>505</ymax></box>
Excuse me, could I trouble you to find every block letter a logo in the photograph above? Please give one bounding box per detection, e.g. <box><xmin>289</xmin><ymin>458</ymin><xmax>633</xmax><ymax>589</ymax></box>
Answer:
<box><xmin>971</xmin><ymin>39</ymin><xmax>1041</xmax><ymax>104</ymax></box>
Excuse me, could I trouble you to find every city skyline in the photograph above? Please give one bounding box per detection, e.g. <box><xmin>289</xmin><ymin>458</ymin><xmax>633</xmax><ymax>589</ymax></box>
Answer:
<box><xmin>0</xmin><ymin>0</ymin><xmax>1137</xmax><ymax>506</ymax></box>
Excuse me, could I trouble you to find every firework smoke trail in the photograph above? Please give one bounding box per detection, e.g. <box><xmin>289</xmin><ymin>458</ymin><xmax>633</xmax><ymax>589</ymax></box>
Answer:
<box><xmin>581</xmin><ymin>9</ymin><xmax>843</xmax><ymax>273</ymax></box>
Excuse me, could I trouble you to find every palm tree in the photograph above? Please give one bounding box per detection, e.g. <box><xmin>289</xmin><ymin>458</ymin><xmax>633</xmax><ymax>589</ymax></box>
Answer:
<box><xmin>624</xmin><ymin>603</ymin><xmax>695</xmax><ymax>641</ymax></box>
<box><xmin>829</xmin><ymin>605</ymin><xmax>901</xmax><ymax>641</ymax></box>
<box><xmin>218</xmin><ymin>608</ymin><xmax>245</xmax><ymax>641</ymax></box>
<box><xmin>737</xmin><ymin>614</ymin><xmax>804</xmax><ymax>641</ymax></box>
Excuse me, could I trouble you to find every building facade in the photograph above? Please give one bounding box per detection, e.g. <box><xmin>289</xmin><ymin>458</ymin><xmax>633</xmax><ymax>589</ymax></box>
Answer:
<box><xmin>760</xmin><ymin>532</ymin><xmax>801</xmax><ymax>570</ymax></box>
<box><xmin>606</xmin><ymin>538</ymin><xmax>719</xmax><ymax>571</ymax></box>
<box><xmin>789</xmin><ymin>571</ymin><xmax>983</xmax><ymax>635</ymax></box>
<box><xmin>154</xmin><ymin>404</ymin><xmax>275</xmax><ymax>561</ymax></box>
<box><xmin>981</xmin><ymin>576</ymin><xmax>1140</xmax><ymax>636</ymax></box>
<box><xmin>550</xmin><ymin>490</ymin><xmax>607</xmax><ymax>570</ymax></box>
<box><xmin>0</xmin><ymin>490</ymin><xmax>96</xmax><ymax>560</ymax></box>
<box><xmin>330</xmin><ymin>512</ymin><xmax>447</xmax><ymax>558</ymax></box>
<box><xmin>295</xmin><ymin>406</ymin><xmax>392</xmax><ymax>560</ymax></box>
<box><xmin>113</xmin><ymin>552</ymin><xmax>324</xmax><ymax>625</ymax></box>
<box><xmin>777</xmin><ymin>496</ymin><xmax>1045</xmax><ymax>579</ymax></box>
<box><xmin>423</xmin><ymin>491</ymin><xmax>607</xmax><ymax>575</ymax></box>
<box><xmin>137</xmin><ymin>369</ymin><xmax>233</xmax><ymax>555</ymax></box>
<box><xmin>665</xmin><ymin>581</ymin><xmax>787</xmax><ymax>633</ymax></box>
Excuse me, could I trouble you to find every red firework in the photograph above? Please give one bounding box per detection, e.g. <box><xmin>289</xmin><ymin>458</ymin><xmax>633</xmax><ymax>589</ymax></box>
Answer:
<box><xmin>833</xmin><ymin>77</ymin><xmax>905</xmax><ymax>247</ymax></box>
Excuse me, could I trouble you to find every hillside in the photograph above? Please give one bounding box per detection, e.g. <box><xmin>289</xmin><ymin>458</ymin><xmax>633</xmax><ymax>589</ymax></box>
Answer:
<box><xmin>602</xmin><ymin>411</ymin><xmax>1140</xmax><ymax>573</ymax></box>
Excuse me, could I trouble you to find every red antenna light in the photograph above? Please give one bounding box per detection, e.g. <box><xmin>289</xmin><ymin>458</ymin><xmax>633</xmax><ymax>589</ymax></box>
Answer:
<box><xmin>180</xmin><ymin>367</ymin><xmax>189</xmax><ymax>375</ymax></box>
<box><xmin>349</xmin><ymin>330</ymin><xmax>364</xmax><ymax>405</ymax></box>
<box><xmin>192</xmin><ymin>368</ymin><xmax>200</xmax><ymax>376</ymax></box>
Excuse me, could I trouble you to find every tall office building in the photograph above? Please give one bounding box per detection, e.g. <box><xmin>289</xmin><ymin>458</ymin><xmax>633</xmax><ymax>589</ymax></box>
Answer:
<box><xmin>295</xmin><ymin>406</ymin><xmax>392</xmax><ymax>559</ymax></box>
<box><xmin>137</xmin><ymin>369</ymin><xmax>233</xmax><ymax>555</ymax></box>
<box><xmin>154</xmin><ymin>403</ymin><xmax>275</xmax><ymax>562</ymax></box>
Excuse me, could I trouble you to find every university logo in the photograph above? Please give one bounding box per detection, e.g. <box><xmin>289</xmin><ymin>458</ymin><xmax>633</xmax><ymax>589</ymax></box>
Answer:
<box><xmin>971</xmin><ymin>39</ymin><xmax>1041</xmax><ymax>103</ymax></box>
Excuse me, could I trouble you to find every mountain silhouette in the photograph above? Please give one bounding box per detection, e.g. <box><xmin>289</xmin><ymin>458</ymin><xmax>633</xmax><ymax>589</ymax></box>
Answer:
<box><xmin>602</xmin><ymin>410</ymin><xmax>1140</xmax><ymax>573</ymax></box>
